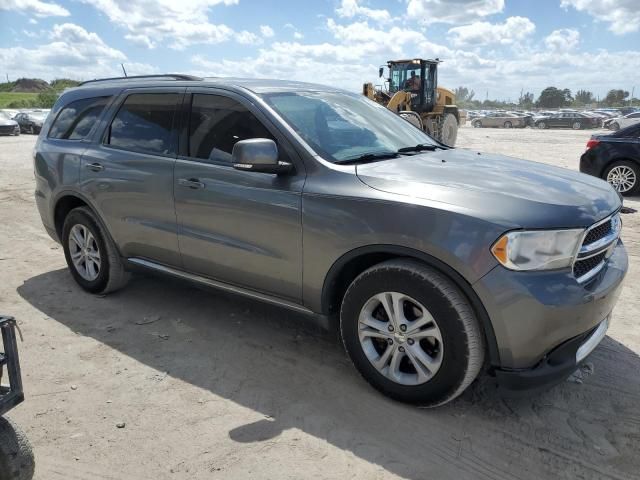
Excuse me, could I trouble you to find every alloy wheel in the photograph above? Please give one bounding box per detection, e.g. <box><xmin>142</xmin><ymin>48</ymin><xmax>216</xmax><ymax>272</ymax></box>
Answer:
<box><xmin>607</xmin><ymin>165</ymin><xmax>637</xmax><ymax>193</ymax></box>
<box><xmin>68</xmin><ymin>224</ymin><xmax>101</xmax><ymax>281</ymax></box>
<box><xmin>358</xmin><ymin>292</ymin><xmax>443</xmax><ymax>386</ymax></box>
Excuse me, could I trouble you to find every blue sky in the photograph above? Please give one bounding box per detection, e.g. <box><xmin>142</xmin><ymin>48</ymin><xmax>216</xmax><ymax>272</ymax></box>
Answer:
<box><xmin>1</xmin><ymin>0</ymin><xmax>639</xmax><ymax>101</ymax></box>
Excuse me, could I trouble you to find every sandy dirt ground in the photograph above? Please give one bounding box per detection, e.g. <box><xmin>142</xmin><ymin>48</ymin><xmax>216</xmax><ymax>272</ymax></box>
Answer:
<box><xmin>1</xmin><ymin>126</ymin><xmax>639</xmax><ymax>480</ymax></box>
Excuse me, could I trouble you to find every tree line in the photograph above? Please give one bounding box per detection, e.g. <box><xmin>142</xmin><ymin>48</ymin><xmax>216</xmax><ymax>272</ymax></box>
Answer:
<box><xmin>0</xmin><ymin>79</ymin><xmax>80</xmax><ymax>109</ymax></box>
<box><xmin>453</xmin><ymin>86</ymin><xmax>638</xmax><ymax>110</ymax></box>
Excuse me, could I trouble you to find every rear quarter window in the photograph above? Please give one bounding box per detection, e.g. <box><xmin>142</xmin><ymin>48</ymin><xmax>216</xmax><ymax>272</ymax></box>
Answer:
<box><xmin>48</xmin><ymin>96</ymin><xmax>111</xmax><ymax>140</ymax></box>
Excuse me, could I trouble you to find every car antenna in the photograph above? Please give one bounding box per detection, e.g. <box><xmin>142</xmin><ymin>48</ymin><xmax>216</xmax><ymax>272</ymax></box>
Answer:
<box><xmin>121</xmin><ymin>63</ymin><xmax>128</xmax><ymax>77</ymax></box>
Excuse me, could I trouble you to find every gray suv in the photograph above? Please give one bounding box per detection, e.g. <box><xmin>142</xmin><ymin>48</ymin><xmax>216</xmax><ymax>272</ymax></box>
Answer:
<box><xmin>34</xmin><ymin>75</ymin><xmax>627</xmax><ymax>407</ymax></box>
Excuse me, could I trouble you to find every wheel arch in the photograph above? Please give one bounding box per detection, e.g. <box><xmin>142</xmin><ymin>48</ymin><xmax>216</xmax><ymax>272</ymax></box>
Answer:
<box><xmin>52</xmin><ymin>191</ymin><xmax>112</xmax><ymax>247</ymax></box>
<box><xmin>320</xmin><ymin>244</ymin><xmax>500</xmax><ymax>365</ymax></box>
<box><xmin>600</xmin><ymin>157</ymin><xmax>640</xmax><ymax>178</ymax></box>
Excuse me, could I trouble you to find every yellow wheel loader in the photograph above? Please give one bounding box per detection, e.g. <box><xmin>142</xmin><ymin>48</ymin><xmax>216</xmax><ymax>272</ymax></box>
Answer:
<box><xmin>363</xmin><ymin>59</ymin><xmax>464</xmax><ymax>146</ymax></box>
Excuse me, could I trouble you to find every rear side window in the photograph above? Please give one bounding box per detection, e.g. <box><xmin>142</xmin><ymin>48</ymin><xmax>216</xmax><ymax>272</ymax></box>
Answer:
<box><xmin>188</xmin><ymin>94</ymin><xmax>275</xmax><ymax>162</ymax></box>
<box><xmin>107</xmin><ymin>93</ymin><xmax>178</xmax><ymax>155</ymax></box>
<box><xmin>48</xmin><ymin>96</ymin><xmax>110</xmax><ymax>140</ymax></box>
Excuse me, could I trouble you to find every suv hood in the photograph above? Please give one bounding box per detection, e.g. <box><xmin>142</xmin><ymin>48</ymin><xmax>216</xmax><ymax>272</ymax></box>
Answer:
<box><xmin>356</xmin><ymin>149</ymin><xmax>621</xmax><ymax>229</ymax></box>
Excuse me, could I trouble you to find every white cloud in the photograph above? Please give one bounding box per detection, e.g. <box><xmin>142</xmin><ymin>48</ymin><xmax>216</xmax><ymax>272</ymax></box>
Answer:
<box><xmin>83</xmin><ymin>0</ymin><xmax>261</xmax><ymax>49</ymax></box>
<box><xmin>1</xmin><ymin>0</ymin><xmax>69</xmax><ymax>17</ymax></box>
<box><xmin>561</xmin><ymin>0</ymin><xmax>640</xmax><ymax>35</ymax></box>
<box><xmin>294</xmin><ymin>31</ymin><xmax>304</xmax><ymax>40</ymax></box>
<box><xmin>260</xmin><ymin>25</ymin><xmax>275</xmax><ymax>38</ymax></box>
<box><xmin>407</xmin><ymin>0</ymin><xmax>504</xmax><ymax>24</ymax></box>
<box><xmin>0</xmin><ymin>23</ymin><xmax>156</xmax><ymax>80</ymax></box>
<box><xmin>124</xmin><ymin>34</ymin><xmax>157</xmax><ymax>49</ymax></box>
<box><xmin>336</xmin><ymin>0</ymin><xmax>391</xmax><ymax>23</ymax></box>
<box><xmin>544</xmin><ymin>29</ymin><xmax>580</xmax><ymax>51</ymax></box>
<box><xmin>448</xmin><ymin>16</ymin><xmax>535</xmax><ymax>46</ymax></box>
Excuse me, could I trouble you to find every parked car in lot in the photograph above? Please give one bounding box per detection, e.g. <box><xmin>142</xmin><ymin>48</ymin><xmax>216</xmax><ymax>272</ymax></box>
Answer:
<box><xmin>604</xmin><ymin>111</ymin><xmax>640</xmax><ymax>131</ymax></box>
<box><xmin>14</xmin><ymin>112</ymin><xmax>47</xmax><ymax>134</ymax></box>
<box><xmin>471</xmin><ymin>112</ymin><xmax>525</xmax><ymax>128</ymax></box>
<box><xmin>0</xmin><ymin>111</ymin><xmax>20</xmax><ymax>136</ymax></box>
<box><xmin>534</xmin><ymin>112</ymin><xmax>599</xmax><ymax>130</ymax></box>
<box><xmin>580</xmin><ymin>123</ymin><xmax>640</xmax><ymax>196</ymax></box>
<box><xmin>34</xmin><ymin>75</ymin><xmax>627</xmax><ymax>406</ymax></box>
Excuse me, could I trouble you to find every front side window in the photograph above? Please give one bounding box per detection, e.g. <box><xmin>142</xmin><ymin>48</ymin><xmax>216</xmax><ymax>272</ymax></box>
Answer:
<box><xmin>188</xmin><ymin>94</ymin><xmax>275</xmax><ymax>162</ymax></box>
<box><xmin>107</xmin><ymin>93</ymin><xmax>178</xmax><ymax>155</ymax></box>
<box><xmin>49</xmin><ymin>96</ymin><xmax>110</xmax><ymax>140</ymax></box>
<box><xmin>263</xmin><ymin>91</ymin><xmax>438</xmax><ymax>163</ymax></box>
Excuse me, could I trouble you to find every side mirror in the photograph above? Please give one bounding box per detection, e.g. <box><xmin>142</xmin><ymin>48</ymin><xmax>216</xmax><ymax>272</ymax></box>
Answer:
<box><xmin>378</xmin><ymin>67</ymin><xmax>384</xmax><ymax>78</ymax></box>
<box><xmin>232</xmin><ymin>138</ymin><xmax>293</xmax><ymax>175</ymax></box>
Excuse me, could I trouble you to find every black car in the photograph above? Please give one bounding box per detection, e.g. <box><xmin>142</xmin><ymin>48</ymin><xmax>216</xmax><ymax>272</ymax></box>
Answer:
<box><xmin>535</xmin><ymin>112</ymin><xmax>599</xmax><ymax>130</ymax></box>
<box><xmin>580</xmin><ymin>123</ymin><xmax>640</xmax><ymax>196</ymax></box>
<box><xmin>13</xmin><ymin>112</ymin><xmax>47</xmax><ymax>134</ymax></box>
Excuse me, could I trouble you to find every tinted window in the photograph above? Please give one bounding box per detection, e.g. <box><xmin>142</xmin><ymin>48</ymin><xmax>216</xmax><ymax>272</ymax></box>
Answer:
<box><xmin>188</xmin><ymin>94</ymin><xmax>275</xmax><ymax>162</ymax></box>
<box><xmin>49</xmin><ymin>96</ymin><xmax>110</xmax><ymax>140</ymax></box>
<box><xmin>107</xmin><ymin>93</ymin><xmax>178</xmax><ymax>155</ymax></box>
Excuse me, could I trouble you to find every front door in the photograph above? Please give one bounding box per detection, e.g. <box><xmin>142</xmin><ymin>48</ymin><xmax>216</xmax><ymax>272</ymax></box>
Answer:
<box><xmin>80</xmin><ymin>88</ymin><xmax>183</xmax><ymax>267</ymax></box>
<box><xmin>173</xmin><ymin>90</ymin><xmax>305</xmax><ymax>301</ymax></box>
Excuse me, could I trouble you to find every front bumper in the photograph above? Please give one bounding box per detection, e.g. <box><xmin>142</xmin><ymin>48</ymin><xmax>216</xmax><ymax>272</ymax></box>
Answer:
<box><xmin>494</xmin><ymin>317</ymin><xmax>609</xmax><ymax>392</ymax></box>
<box><xmin>474</xmin><ymin>239</ymin><xmax>627</xmax><ymax>372</ymax></box>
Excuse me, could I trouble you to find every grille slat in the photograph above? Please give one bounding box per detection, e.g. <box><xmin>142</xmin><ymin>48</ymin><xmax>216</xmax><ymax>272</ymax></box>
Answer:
<box><xmin>583</xmin><ymin>219</ymin><xmax>612</xmax><ymax>245</ymax></box>
<box><xmin>573</xmin><ymin>252</ymin><xmax>606</xmax><ymax>279</ymax></box>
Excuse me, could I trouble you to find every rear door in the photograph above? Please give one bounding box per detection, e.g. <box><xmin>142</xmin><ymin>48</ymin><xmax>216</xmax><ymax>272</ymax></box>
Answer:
<box><xmin>79</xmin><ymin>88</ymin><xmax>184</xmax><ymax>267</ymax></box>
<box><xmin>173</xmin><ymin>88</ymin><xmax>305</xmax><ymax>301</ymax></box>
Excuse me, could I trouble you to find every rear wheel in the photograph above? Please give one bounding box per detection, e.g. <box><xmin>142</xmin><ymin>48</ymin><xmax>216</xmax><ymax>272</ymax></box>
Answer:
<box><xmin>472</xmin><ymin>120</ymin><xmax>482</xmax><ymax>128</ymax></box>
<box><xmin>537</xmin><ymin>121</ymin><xmax>547</xmax><ymax>129</ymax></box>
<box><xmin>604</xmin><ymin>160</ymin><xmax>639</xmax><ymax>196</ymax></box>
<box><xmin>610</xmin><ymin>122</ymin><xmax>620</xmax><ymax>131</ymax></box>
<box><xmin>572</xmin><ymin>121</ymin><xmax>582</xmax><ymax>130</ymax></box>
<box><xmin>62</xmin><ymin>207</ymin><xmax>129</xmax><ymax>294</ymax></box>
<box><xmin>340</xmin><ymin>259</ymin><xmax>485</xmax><ymax>407</ymax></box>
<box><xmin>503</xmin><ymin>121</ymin><xmax>512</xmax><ymax>128</ymax></box>
<box><xmin>0</xmin><ymin>417</ymin><xmax>35</xmax><ymax>480</ymax></box>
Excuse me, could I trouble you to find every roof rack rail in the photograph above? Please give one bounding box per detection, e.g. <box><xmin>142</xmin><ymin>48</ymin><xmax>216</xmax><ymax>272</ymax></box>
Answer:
<box><xmin>79</xmin><ymin>74</ymin><xmax>203</xmax><ymax>86</ymax></box>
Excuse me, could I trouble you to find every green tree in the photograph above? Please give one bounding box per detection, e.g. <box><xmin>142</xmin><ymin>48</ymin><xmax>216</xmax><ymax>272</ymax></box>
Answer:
<box><xmin>518</xmin><ymin>92</ymin><xmax>534</xmax><ymax>109</ymax></box>
<box><xmin>603</xmin><ymin>89</ymin><xmax>629</xmax><ymax>107</ymax></box>
<box><xmin>453</xmin><ymin>86</ymin><xmax>476</xmax><ymax>108</ymax></box>
<box><xmin>536</xmin><ymin>87</ymin><xmax>572</xmax><ymax>108</ymax></box>
<box><xmin>573</xmin><ymin>89</ymin><xmax>594</xmax><ymax>106</ymax></box>
<box><xmin>35</xmin><ymin>91</ymin><xmax>59</xmax><ymax>108</ymax></box>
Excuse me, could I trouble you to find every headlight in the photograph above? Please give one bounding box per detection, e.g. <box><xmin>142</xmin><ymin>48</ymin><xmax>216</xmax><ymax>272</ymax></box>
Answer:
<box><xmin>491</xmin><ymin>229</ymin><xmax>584</xmax><ymax>271</ymax></box>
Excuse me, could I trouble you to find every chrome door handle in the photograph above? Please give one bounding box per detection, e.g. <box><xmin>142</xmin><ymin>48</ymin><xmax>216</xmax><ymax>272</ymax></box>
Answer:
<box><xmin>178</xmin><ymin>178</ymin><xmax>205</xmax><ymax>189</ymax></box>
<box><xmin>86</xmin><ymin>163</ymin><xmax>104</xmax><ymax>172</ymax></box>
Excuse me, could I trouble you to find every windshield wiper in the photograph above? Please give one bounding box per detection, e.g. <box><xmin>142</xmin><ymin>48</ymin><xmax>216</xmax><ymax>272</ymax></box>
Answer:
<box><xmin>397</xmin><ymin>143</ymin><xmax>448</xmax><ymax>153</ymax></box>
<box><xmin>334</xmin><ymin>151</ymin><xmax>400</xmax><ymax>165</ymax></box>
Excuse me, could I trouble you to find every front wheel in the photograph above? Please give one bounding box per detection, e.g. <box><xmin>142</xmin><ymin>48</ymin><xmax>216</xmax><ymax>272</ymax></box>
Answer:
<box><xmin>0</xmin><ymin>417</ymin><xmax>35</xmax><ymax>480</ymax></box>
<box><xmin>340</xmin><ymin>259</ymin><xmax>485</xmax><ymax>407</ymax></box>
<box><xmin>503</xmin><ymin>121</ymin><xmax>512</xmax><ymax>128</ymax></box>
<box><xmin>572</xmin><ymin>121</ymin><xmax>582</xmax><ymax>130</ymax></box>
<box><xmin>472</xmin><ymin>120</ymin><xmax>482</xmax><ymax>128</ymax></box>
<box><xmin>537</xmin><ymin>121</ymin><xmax>547</xmax><ymax>129</ymax></box>
<box><xmin>610</xmin><ymin>122</ymin><xmax>620</xmax><ymax>131</ymax></box>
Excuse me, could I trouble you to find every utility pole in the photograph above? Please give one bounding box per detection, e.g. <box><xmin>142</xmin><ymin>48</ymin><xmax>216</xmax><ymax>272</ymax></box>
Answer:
<box><xmin>631</xmin><ymin>86</ymin><xmax>635</xmax><ymax>106</ymax></box>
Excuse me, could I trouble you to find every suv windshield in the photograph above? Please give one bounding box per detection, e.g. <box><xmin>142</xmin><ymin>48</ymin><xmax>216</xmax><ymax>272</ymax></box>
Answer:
<box><xmin>262</xmin><ymin>91</ymin><xmax>438</xmax><ymax>164</ymax></box>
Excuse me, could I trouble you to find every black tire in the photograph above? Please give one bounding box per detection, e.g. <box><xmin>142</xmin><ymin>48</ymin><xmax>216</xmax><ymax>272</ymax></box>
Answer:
<box><xmin>340</xmin><ymin>259</ymin><xmax>485</xmax><ymax>407</ymax></box>
<box><xmin>572</xmin><ymin>121</ymin><xmax>582</xmax><ymax>130</ymax></box>
<box><xmin>472</xmin><ymin>120</ymin><xmax>482</xmax><ymax>128</ymax></box>
<box><xmin>610</xmin><ymin>122</ymin><xmax>620</xmax><ymax>131</ymax></box>
<box><xmin>503</xmin><ymin>121</ymin><xmax>512</xmax><ymax>128</ymax></box>
<box><xmin>0</xmin><ymin>417</ymin><xmax>35</xmax><ymax>480</ymax></box>
<box><xmin>603</xmin><ymin>160</ymin><xmax>640</xmax><ymax>196</ymax></box>
<box><xmin>537</xmin><ymin>121</ymin><xmax>547</xmax><ymax>129</ymax></box>
<box><xmin>62</xmin><ymin>206</ymin><xmax>129</xmax><ymax>294</ymax></box>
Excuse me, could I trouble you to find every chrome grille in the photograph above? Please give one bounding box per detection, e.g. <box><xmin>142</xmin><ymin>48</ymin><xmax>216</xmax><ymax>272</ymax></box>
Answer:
<box><xmin>573</xmin><ymin>212</ymin><xmax>621</xmax><ymax>283</ymax></box>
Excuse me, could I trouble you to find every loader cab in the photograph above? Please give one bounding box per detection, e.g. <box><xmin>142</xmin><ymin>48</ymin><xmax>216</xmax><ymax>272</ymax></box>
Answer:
<box><xmin>386</xmin><ymin>59</ymin><xmax>439</xmax><ymax>113</ymax></box>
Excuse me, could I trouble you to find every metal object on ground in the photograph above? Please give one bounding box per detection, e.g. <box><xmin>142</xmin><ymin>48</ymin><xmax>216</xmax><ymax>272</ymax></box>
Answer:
<box><xmin>0</xmin><ymin>316</ymin><xmax>24</xmax><ymax>417</ymax></box>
